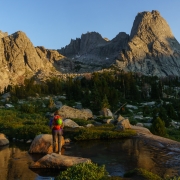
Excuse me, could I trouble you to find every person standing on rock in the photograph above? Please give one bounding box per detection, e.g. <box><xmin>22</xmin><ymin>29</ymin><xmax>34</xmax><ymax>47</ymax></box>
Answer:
<box><xmin>50</xmin><ymin>110</ymin><xmax>64</xmax><ymax>155</ymax></box>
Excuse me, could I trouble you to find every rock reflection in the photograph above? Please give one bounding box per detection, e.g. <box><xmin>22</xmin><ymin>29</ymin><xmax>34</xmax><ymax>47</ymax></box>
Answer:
<box><xmin>0</xmin><ymin>144</ymin><xmax>37</xmax><ymax>180</ymax></box>
<box><xmin>0</xmin><ymin>145</ymin><xmax>10</xmax><ymax>180</ymax></box>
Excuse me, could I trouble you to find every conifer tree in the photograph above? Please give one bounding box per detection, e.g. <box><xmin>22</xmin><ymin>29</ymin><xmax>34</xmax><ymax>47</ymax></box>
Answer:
<box><xmin>48</xmin><ymin>97</ymin><xmax>55</xmax><ymax>109</ymax></box>
<box><xmin>101</xmin><ymin>94</ymin><xmax>110</xmax><ymax>109</ymax></box>
<box><xmin>150</xmin><ymin>117</ymin><xmax>166</xmax><ymax>136</ymax></box>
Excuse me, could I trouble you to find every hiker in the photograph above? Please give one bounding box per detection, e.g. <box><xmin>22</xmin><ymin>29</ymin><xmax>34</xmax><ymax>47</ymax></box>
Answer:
<box><xmin>49</xmin><ymin>110</ymin><xmax>64</xmax><ymax>155</ymax></box>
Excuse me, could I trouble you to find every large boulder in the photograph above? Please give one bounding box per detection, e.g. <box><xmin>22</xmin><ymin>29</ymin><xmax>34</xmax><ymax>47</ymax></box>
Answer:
<box><xmin>63</xmin><ymin>119</ymin><xmax>80</xmax><ymax>128</ymax></box>
<box><xmin>117</xmin><ymin>118</ymin><xmax>131</xmax><ymax>129</ymax></box>
<box><xmin>29</xmin><ymin>134</ymin><xmax>65</xmax><ymax>154</ymax></box>
<box><xmin>29</xmin><ymin>153</ymin><xmax>91</xmax><ymax>169</ymax></box>
<box><xmin>116</xmin><ymin>119</ymin><xmax>131</xmax><ymax>131</ymax></box>
<box><xmin>100</xmin><ymin>108</ymin><xmax>113</xmax><ymax>118</ymax></box>
<box><xmin>0</xmin><ymin>133</ymin><xmax>9</xmax><ymax>146</ymax></box>
<box><xmin>58</xmin><ymin>105</ymin><xmax>93</xmax><ymax>120</ymax></box>
<box><xmin>117</xmin><ymin>115</ymin><xmax>125</xmax><ymax>122</ymax></box>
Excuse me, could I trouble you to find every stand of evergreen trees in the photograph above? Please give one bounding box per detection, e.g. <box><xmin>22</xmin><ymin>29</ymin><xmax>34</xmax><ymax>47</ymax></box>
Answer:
<box><xmin>2</xmin><ymin>71</ymin><xmax>180</xmax><ymax>121</ymax></box>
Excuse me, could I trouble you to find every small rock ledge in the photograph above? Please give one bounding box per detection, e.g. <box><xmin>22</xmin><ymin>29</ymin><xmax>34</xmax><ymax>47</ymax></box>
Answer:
<box><xmin>29</xmin><ymin>153</ymin><xmax>91</xmax><ymax>169</ymax></box>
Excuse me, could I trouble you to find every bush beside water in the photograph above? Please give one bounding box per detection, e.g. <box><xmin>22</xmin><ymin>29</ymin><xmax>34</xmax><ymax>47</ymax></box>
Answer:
<box><xmin>72</xmin><ymin>125</ymin><xmax>136</xmax><ymax>140</ymax></box>
<box><xmin>55</xmin><ymin>164</ymin><xmax>180</xmax><ymax>180</ymax></box>
<box><xmin>55</xmin><ymin>162</ymin><xmax>108</xmax><ymax>180</ymax></box>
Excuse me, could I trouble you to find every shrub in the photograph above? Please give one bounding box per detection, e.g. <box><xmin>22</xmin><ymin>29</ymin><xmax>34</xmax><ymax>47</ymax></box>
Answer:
<box><xmin>55</xmin><ymin>162</ymin><xmax>108</xmax><ymax>180</ymax></box>
<box><xmin>166</xmin><ymin>128</ymin><xmax>180</xmax><ymax>142</ymax></box>
<box><xmin>124</xmin><ymin>168</ymin><xmax>162</xmax><ymax>180</ymax></box>
<box><xmin>167</xmin><ymin>177</ymin><xmax>180</xmax><ymax>180</ymax></box>
<box><xmin>150</xmin><ymin>117</ymin><xmax>166</xmax><ymax>137</ymax></box>
<box><xmin>15</xmin><ymin>125</ymin><xmax>51</xmax><ymax>140</ymax></box>
<box><xmin>20</xmin><ymin>103</ymin><xmax>36</xmax><ymax>113</ymax></box>
<box><xmin>129</xmin><ymin>117</ymin><xmax>137</xmax><ymax>125</ymax></box>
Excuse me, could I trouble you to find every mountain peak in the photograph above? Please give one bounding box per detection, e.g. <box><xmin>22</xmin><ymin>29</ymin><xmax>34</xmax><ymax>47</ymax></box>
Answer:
<box><xmin>116</xmin><ymin>10</ymin><xmax>180</xmax><ymax>77</ymax></box>
<box><xmin>130</xmin><ymin>10</ymin><xmax>173</xmax><ymax>40</ymax></box>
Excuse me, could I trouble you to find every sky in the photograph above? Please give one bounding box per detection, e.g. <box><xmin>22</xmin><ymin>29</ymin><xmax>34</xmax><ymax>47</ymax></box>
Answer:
<box><xmin>0</xmin><ymin>1</ymin><xmax>180</xmax><ymax>50</ymax></box>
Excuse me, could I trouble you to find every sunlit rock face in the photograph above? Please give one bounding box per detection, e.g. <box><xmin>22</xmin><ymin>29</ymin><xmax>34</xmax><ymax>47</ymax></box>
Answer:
<box><xmin>0</xmin><ymin>31</ymin><xmax>67</xmax><ymax>92</ymax></box>
<box><xmin>116</xmin><ymin>10</ymin><xmax>180</xmax><ymax>77</ymax></box>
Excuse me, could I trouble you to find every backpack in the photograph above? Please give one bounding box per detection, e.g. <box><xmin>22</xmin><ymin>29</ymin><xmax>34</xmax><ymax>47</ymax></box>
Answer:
<box><xmin>53</xmin><ymin>115</ymin><xmax>63</xmax><ymax>130</ymax></box>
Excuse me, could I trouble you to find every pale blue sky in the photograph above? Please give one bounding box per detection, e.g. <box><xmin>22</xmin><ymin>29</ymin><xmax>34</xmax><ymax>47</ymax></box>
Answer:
<box><xmin>0</xmin><ymin>1</ymin><xmax>179</xmax><ymax>49</ymax></box>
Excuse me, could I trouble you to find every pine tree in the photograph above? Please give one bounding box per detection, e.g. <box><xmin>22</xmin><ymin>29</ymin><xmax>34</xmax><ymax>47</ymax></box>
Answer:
<box><xmin>150</xmin><ymin>117</ymin><xmax>166</xmax><ymax>136</ymax></box>
<box><xmin>101</xmin><ymin>94</ymin><xmax>110</xmax><ymax>109</ymax></box>
<box><xmin>48</xmin><ymin>97</ymin><xmax>55</xmax><ymax>109</ymax></box>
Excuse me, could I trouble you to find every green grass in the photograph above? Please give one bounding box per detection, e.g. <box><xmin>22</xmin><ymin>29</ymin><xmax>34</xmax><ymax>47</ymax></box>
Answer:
<box><xmin>70</xmin><ymin>124</ymin><xmax>136</xmax><ymax>141</ymax></box>
<box><xmin>0</xmin><ymin>108</ymin><xmax>51</xmax><ymax>140</ymax></box>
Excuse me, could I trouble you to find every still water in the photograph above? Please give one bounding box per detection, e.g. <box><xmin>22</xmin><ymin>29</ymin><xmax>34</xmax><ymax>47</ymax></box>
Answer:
<box><xmin>0</xmin><ymin>138</ymin><xmax>180</xmax><ymax>180</ymax></box>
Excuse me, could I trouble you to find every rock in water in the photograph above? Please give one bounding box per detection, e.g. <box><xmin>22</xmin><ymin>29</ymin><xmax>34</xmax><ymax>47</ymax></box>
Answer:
<box><xmin>29</xmin><ymin>153</ymin><xmax>91</xmax><ymax>169</ymax></box>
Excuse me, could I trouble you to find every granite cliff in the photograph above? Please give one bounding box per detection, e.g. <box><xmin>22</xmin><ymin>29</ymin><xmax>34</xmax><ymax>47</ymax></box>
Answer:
<box><xmin>0</xmin><ymin>31</ymin><xmax>74</xmax><ymax>91</ymax></box>
<box><xmin>115</xmin><ymin>10</ymin><xmax>180</xmax><ymax>76</ymax></box>
<box><xmin>59</xmin><ymin>10</ymin><xmax>180</xmax><ymax>77</ymax></box>
<box><xmin>1</xmin><ymin>10</ymin><xmax>180</xmax><ymax>91</ymax></box>
<box><xmin>58</xmin><ymin>31</ymin><xmax>129</xmax><ymax>67</ymax></box>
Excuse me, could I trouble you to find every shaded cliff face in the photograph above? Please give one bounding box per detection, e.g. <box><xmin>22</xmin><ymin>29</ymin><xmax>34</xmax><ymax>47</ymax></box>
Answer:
<box><xmin>116</xmin><ymin>10</ymin><xmax>180</xmax><ymax>77</ymax></box>
<box><xmin>58</xmin><ymin>31</ymin><xmax>130</xmax><ymax>66</ymax></box>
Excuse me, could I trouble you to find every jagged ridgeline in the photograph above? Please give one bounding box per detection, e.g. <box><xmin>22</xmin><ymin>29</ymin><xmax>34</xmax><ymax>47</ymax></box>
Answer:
<box><xmin>0</xmin><ymin>10</ymin><xmax>180</xmax><ymax>91</ymax></box>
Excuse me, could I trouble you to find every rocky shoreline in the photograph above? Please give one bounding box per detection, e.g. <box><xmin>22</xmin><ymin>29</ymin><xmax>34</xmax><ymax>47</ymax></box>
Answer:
<box><xmin>132</xmin><ymin>126</ymin><xmax>180</xmax><ymax>153</ymax></box>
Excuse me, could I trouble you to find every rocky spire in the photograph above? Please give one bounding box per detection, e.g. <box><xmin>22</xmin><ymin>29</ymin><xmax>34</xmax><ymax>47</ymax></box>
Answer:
<box><xmin>116</xmin><ymin>10</ymin><xmax>180</xmax><ymax>77</ymax></box>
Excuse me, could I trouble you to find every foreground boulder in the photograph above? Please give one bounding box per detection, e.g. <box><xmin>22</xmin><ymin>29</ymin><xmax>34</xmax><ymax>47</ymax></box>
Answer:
<box><xmin>0</xmin><ymin>133</ymin><xmax>9</xmax><ymax>146</ymax></box>
<box><xmin>29</xmin><ymin>134</ymin><xmax>65</xmax><ymax>154</ymax></box>
<box><xmin>29</xmin><ymin>153</ymin><xmax>91</xmax><ymax>169</ymax></box>
<box><xmin>58</xmin><ymin>105</ymin><xmax>93</xmax><ymax>120</ymax></box>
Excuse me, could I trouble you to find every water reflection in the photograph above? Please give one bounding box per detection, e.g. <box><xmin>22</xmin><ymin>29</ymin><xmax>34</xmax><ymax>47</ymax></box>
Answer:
<box><xmin>0</xmin><ymin>138</ymin><xmax>179</xmax><ymax>180</ymax></box>
<box><xmin>63</xmin><ymin>138</ymin><xmax>180</xmax><ymax>178</ymax></box>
